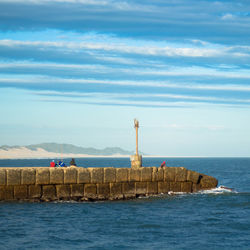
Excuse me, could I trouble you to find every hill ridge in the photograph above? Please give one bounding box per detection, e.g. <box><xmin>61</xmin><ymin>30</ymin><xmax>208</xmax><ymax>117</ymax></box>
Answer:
<box><xmin>0</xmin><ymin>143</ymin><xmax>137</xmax><ymax>156</ymax></box>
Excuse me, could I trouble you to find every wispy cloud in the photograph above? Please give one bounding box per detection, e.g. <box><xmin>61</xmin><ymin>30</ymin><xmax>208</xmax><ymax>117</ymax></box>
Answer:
<box><xmin>37</xmin><ymin>96</ymin><xmax>240</xmax><ymax>109</ymax></box>
<box><xmin>0</xmin><ymin>0</ymin><xmax>109</xmax><ymax>5</ymax></box>
<box><xmin>35</xmin><ymin>90</ymin><xmax>250</xmax><ymax>104</ymax></box>
<box><xmin>1</xmin><ymin>0</ymin><xmax>250</xmax><ymax>44</ymax></box>
<box><xmin>1</xmin><ymin>73</ymin><xmax>250</xmax><ymax>92</ymax></box>
<box><xmin>221</xmin><ymin>13</ymin><xmax>235</xmax><ymax>20</ymax></box>
<box><xmin>1</xmin><ymin>74</ymin><xmax>250</xmax><ymax>108</ymax></box>
<box><xmin>1</xmin><ymin>38</ymin><xmax>250</xmax><ymax>59</ymax></box>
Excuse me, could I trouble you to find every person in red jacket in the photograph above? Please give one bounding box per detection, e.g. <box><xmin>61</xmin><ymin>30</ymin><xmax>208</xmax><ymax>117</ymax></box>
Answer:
<box><xmin>50</xmin><ymin>160</ymin><xmax>56</xmax><ymax>167</ymax></box>
<box><xmin>160</xmin><ymin>161</ymin><xmax>166</xmax><ymax>168</ymax></box>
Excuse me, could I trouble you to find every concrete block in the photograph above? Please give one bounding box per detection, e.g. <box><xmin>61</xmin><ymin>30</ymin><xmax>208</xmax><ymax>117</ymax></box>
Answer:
<box><xmin>135</xmin><ymin>182</ymin><xmax>147</xmax><ymax>195</ymax></box>
<box><xmin>36</xmin><ymin>168</ymin><xmax>50</xmax><ymax>185</ymax></box>
<box><xmin>7</xmin><ymin>168</ymin><xmax>21</xmax><ymax>185</ymax></box>
<box><xmin>42</xmin><ymin>185</ymin><xmax>56</xmax><ymax>201</ymax></box>
<box><xmin>50</xmin><ymin>168</ymin><xmax>64</xmax><ymax>184</ymax></box>
<box><xmin>0</xmin><ymin>185</ymin><xmax>14</xmax><ymax>200</ymax></box>
<box><xmin>89</xmin><ymin>168</ymin><xmax>104</xmax><ymax>184</ymax></box>
<box><xmin>64</xmin><ymin>168</ymin><xmax>77</xmax><ymax>184</ymax></box>
<box><xmin>110</xmin><ymin>183</ymin><xmax>123</xmax><ymax>199</ymax></box>
<box><xmin>181</xmin><ymin>182</ymin><xmax>192</xmax><ymax>193</ymax></box>
<box><xmin>175</xmin><ymin>167</ymin><xmax>187</xmax><ymax>182</ymax></box>
<box><xmin>141</xmin><ymin>167</ymin><xmax>152</xmax><ymax>182</ymax></box>
<box><xmin>187</xmin><ymin>170</ymin><xmax>200</xmax><ymax>184</ymax></box>
<box><xmin>192</xmin><ymin>183</ymin><xmax>201</xmax><ymax>192</ymax></box>
<box><xmin>71</xmin><ymin>184</ymin><xmax>84</xmax><ymax>198</ymax></box>
<box><xmin>29</xmin><ymin>185</ymin><xmax>42</xmax><ymax>199</ymax></box>
<box><xmin>22</xmin><ymin>168</ymin><xmax>36</xmax><ymax>185</ymax></box>
<box><xmin>157</xmin><ymin>167</ymin><xmax>164</xmax><ymax>181</ymax></box>
<box><xmin>0</xmin><ymin>169</ymin><xmax>6</xmax><ymax>185</ymax></box>
<box><xmin>14</xmin><ymin>185</ymin><xmax>28</xmax><ymax>199</ymax></box>
<box><xmin>200</xmin><ymin>175</ymin><xmax>218</xmax><ymax>189</ymax></box>
<box><xmin>152</xmin><ymin>167</ymin><xmax>157</xmax><ymax>181</ymax></box>
<box><xmin>77</xmin><ymin>168</ymin><xmax>90</xmax><ymax>183</ymax></box>
<box><xmin>104</xmin><ymin>168</ymin><xmax>116</xmax><ymax>183</ymax></box>
<box><xmin>84</xmin><ymin>184</ymin><xmax>97</xmax><ymax>199</ymax></box>
<box><xmin>122</xmin><ymin>182</ymin><xmax>135</xmax><ymax>195</ymax></box>
<box><xmin>152</xmin><ymin>167</ymin><xmax>164</xmax><ymax>181</ymax></box>
<box><xmin>164</xmin><ymin>167</ymin><xmax>176</xmax><ymax>182</ymax></box>
<box><xmin>158</xmin><ymin>182</ymin><xmax>170</xmax><ymax>193</ymax></box>
<box><xmin>129</xmin><ymin>169</ymin><xmax>141</xmax><ymax>182</ymax></box>
<box><xmin>116</xmin><ymin>168</ymin><xmax>128</xmax><ymax>182</ymax></box>
<box><xmin>124</xmin><ymin>193</ymin><xmax>136</xmax><ymax>199</ymax></box>
<box><xmin>170</xmin><ymin>182</ymin><xmax>181</xmax><ymax>192</ymax></box>
<box><xmin>147</xmin><ymin>182</ymin><xmax>158</xmax><ymax>194</ymax></box>
<box><xmin>56</xmin><ymin>185</ymin><xmax>71</xmax><ymax>199</ymax></box>
<box><xmin>97</xmin><ymin>183</ymin><xmax>110</xmax><ymax>199</ymax></box>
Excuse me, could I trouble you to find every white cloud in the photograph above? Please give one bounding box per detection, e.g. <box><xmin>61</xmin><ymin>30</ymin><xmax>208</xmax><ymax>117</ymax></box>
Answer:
<box><xmin>1</xmin><ymin>63</ymin><xmax>250</xmax><ymax>91</ymax></box>
<box><xmin>221</xmin><ymin>13</ymin><xmax>235</xmax><ymax>20</ymax></box>
<box><xmin>34</xmin><ymin>90</ymin><xmax>250</xmax><ymax>104</ymax></box>
<box><xmin>134</xmin><ymin>66</ymin><xmax>250</xmax><ymax>79</ymax></box>
<box><xmin>37</xmin><ymin>95</ymin><xmax>250</xmax><ymax>109</ymax></box>
<box><xmin>2</xmin><ymin>35</ymin><xmax>250</xmax><ymax>60</ymax></box>
<box><xmin>36</xmin><ymin>96</ymin><xmax>229</xmax><ymax>108</ymax></box>
<box><xmin>0</xmin><ymin>39</ymin><xmax>232</xmax><ymax>58</ymax></box>
<box><xmin>0</xmin><ymin>0</ymin><xmax>108</xmax><ymax>5</ymax></box>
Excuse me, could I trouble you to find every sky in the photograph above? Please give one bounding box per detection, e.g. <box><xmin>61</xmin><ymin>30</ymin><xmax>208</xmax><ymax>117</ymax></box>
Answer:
<box><xmin>0</xmin><ymin>0</ymin><xmax>250</xmax><ymax>156</ymax></box>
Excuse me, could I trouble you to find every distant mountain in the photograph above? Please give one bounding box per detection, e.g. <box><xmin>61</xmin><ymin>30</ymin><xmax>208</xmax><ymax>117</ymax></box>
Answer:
<box><xmin>0</xmin><ymin>143</ymin><xmax>136</xmax><ymax>156</ymax></box>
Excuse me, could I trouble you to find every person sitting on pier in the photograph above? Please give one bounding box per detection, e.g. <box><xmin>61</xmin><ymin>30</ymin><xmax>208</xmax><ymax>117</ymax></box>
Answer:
<box><xmin>50</xmin><ymin>160</ymin><xmax>56</xmax><ymax>167</ymax></box>
<box><xmin>57</xmin><ymin>160</ymin><xmax>66</xmax><ymax>167</ymax></box>
<box><xmin>70</xmin><ymin>158</ymin><xmax>77</xmax><ymax>167</ymax></box>
<box><xmin>160</xmin><ymin>161</ymin><xmax>166</xmax><ymax>168</ymax></box>
<box><xmin>60</xmin><ymin>160</ymin><xmax>66</xmax><ymax>167</ymax></box>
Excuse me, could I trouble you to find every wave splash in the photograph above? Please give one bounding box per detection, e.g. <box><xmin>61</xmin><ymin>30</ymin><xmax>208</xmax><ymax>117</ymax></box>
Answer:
<box><xmin>197</xmin><ymin>185</ymin><xmax>238</xmax><ymax>195</ymax></box>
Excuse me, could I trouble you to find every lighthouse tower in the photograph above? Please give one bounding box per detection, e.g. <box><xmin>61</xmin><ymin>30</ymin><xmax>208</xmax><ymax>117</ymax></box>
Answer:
<box><xmin>130</xmin><ymin>119</ymin><xmax>142</xmax><ymax>169</ymax></box>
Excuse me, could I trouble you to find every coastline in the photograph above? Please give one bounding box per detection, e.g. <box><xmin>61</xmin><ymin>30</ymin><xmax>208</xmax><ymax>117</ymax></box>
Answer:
<box><xmin>0</xmin><ymin>147</ymin><xmax>132</xmax><ymax>160</ymax></box>
<box><xmin>0</xmin><ymin>147</ymin><xmax>249</xmax><ymax>160</ymax></box>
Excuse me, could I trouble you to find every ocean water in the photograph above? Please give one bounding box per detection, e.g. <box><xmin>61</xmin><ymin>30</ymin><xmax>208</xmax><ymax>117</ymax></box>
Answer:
<box><xmin>0</xmin><ymin>157</ymin><xmax>249</xmax><ymax>249</ymax></box>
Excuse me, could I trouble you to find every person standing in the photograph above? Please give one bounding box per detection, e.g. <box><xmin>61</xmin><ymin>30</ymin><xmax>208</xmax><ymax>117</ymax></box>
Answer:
<box><xmin>160</xmin><ymin>161</ymin><xmax>166</xmax><ymax>168</ymax></box>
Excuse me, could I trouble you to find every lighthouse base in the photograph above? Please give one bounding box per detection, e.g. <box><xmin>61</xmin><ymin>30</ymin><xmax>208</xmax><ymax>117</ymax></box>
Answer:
<box><xmin>130</xmin><ymin>154</ymin><xmax>142</xmax><ymax>169</ymax></box>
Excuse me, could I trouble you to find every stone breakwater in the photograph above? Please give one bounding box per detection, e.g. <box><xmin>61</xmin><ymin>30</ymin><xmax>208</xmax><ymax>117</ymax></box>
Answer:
<box><xmin>0</xmin><ymin>167</ymin><xmax>218</xmax><ymax>202</ymax></box>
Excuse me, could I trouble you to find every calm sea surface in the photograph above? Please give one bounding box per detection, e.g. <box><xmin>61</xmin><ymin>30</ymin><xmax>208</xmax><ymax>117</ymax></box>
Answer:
<box><xmin>0</xmin><ymin>157</ymin><xmax>249</xmax><ymax>249</ymax></box>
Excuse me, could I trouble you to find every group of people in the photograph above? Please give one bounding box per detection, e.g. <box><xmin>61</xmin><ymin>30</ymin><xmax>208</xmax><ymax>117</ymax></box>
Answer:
<box><xmin>50</xmin><ymin>158</ymin><xmax>165</xmax><ymax>168</ymax></box>
<box><xmin>50</xmin><ymin>158</ymin><xmax>77</xmax><ymax>168</ymax></box>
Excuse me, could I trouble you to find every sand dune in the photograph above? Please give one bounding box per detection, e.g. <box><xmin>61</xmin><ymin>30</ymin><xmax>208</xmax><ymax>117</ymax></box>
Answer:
<box><xmin>0</xmin><ymin>147</ymin><xmax>129</xmax><ymax>159</ymax></box>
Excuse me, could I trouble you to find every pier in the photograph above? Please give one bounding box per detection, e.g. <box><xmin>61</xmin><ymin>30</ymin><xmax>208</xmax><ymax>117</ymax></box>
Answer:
<box><xmin>0</xmin><ymin>166</ymin><xmax>218</xmax><ymax>202</ymax></box>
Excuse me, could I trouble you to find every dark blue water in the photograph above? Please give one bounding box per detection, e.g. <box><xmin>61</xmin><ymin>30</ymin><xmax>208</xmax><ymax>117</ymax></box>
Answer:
<box><xmin>0</xmin><ymin>158</ymin><xmax>250</xmax><ymax>249</ymax></box>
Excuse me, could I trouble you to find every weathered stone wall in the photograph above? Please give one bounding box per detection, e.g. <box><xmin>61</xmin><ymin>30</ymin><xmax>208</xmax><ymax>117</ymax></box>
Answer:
<box><xmin>0</xmin><ymin>166</ymin><xmax>218</xmax><ymax>202</ymax></box>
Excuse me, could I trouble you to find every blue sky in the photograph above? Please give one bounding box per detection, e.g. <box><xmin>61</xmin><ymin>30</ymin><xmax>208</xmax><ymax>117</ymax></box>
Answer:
<box><xmin>0</xmin><ymin>0</ymin><xmax>250</xmax><ymax>156</ymax></box>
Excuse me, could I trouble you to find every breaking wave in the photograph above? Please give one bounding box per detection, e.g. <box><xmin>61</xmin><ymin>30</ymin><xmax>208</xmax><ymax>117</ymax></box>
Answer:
<box><xmin>197</xmin><ymin>185</ymin><xmax>238</xmax><ymax>195</ymax></box>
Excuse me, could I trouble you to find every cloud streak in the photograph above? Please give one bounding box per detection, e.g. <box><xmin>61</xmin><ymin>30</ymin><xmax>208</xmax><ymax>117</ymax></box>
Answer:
<box><xmin>1</xmin><ymin>74</ymin><xmax>250</xmax><ymax>108</ymax></box>
<box><xmin>1</xmin><ymin>0</ymin><xmax>250</xmax><ymax>44</ymax></box>
<box><xmin>1</xmin><ymin>38</ymin><xmax>250</xmax><ymax>59</ymax></box>
<box><xmin>1</xmin><ymin>74</ymin><xmax>250</xmax><ymax>92</ymax></box>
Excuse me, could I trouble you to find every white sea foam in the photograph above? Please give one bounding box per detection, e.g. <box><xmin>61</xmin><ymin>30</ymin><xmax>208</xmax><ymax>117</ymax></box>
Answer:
<box><xmin>197</xmin><ymin>185</ymin><xmax>237</xmax><ymax>195</ymax></box>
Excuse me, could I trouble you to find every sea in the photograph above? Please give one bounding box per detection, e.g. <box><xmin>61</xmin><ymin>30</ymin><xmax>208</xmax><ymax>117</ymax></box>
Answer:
<box><xmin>0</xmin><ymin>157</ymin><xmax>249</xmax><ymax>250</ymax></box>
